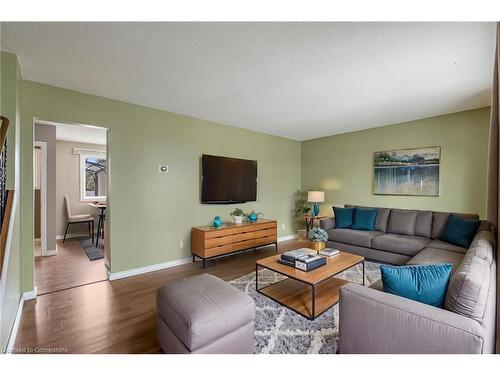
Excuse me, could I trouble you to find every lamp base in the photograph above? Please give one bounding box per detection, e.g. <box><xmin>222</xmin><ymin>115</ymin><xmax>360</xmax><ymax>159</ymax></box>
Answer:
<box><xmin>312</xmin><ymin>203</ymin><xmax>320</xmax><ymax>216</ymax></box>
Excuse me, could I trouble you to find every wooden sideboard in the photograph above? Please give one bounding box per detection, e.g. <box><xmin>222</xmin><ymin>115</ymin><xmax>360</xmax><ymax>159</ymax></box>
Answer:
<box><xmin>191</xmin><ymin>219</ymin><xmax>278</xmax><ymax>267</ymax></box>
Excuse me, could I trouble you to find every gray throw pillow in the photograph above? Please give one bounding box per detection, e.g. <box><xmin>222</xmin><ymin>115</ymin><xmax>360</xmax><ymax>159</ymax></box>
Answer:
<box><xmin>387</xmin><ymin>209</ymin><xmax>418</xmax><ymax>236</ymax></box>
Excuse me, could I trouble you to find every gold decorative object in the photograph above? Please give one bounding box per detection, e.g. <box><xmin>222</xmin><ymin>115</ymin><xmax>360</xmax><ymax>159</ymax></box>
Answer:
<box><xmin>311</xmin><ymin>241</ymin><xmax>325</xmax><ymax>251</ymax></box>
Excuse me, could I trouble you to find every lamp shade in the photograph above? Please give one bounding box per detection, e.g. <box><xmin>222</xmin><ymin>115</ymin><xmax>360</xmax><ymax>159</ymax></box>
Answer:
<box><xmin>308</xmin><ymin>191</ymin><xmax>325</xmax><ymax>203</ymax></box>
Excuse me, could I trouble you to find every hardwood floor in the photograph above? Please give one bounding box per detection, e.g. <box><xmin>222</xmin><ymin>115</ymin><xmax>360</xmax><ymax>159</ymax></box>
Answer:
<box><xmin>15</xmin><ymin>239</ymin><xmax>308</xmax><ymax>353</ymax></box>
<box><xmin>35</xmin><ymin>238</ymin><xmax>107</xmax><ymax>295</ymax></box>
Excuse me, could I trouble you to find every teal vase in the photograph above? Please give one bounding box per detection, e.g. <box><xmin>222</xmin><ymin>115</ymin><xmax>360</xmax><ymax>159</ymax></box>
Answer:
<box><xmin>312</xmin><ymin>203</ymin><xmax>320</xmax><ymax>216</ymax></box>
<box><xmin>248</xmin><ymin>212</ymin><xmax>258</xmax><ymax>222</ymax></box>
<box><xmin>213</xmin><ymin>216</ymin><xmax>222</xmax><ymax>228</ymax></box>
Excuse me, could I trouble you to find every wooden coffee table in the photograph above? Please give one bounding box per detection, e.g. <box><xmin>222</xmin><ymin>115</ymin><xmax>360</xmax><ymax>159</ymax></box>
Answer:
<box><xmin>255</xmin><ymin>252</ymin><xmax>364</xmax><ymax>320</ymax></box>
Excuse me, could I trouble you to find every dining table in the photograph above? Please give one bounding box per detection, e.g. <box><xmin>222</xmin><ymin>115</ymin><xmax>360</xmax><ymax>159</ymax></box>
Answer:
<box><xmin>87</xmin><ymin>202</ymin><xmax>106</xmax><ymax>247</ymax></box>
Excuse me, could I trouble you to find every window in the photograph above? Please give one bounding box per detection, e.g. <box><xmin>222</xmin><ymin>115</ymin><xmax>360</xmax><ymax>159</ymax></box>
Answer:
<box><xmin>79</xmin><ymin>152</ymin><xmax>107</xmax><ymax>201</ymax></box>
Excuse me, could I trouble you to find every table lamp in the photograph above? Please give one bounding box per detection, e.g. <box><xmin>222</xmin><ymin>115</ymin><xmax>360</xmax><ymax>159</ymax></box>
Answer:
<box><xmin>308</xmin><ymin>191</ymin><xmax>324</xmax><ymax>217</ymax></box>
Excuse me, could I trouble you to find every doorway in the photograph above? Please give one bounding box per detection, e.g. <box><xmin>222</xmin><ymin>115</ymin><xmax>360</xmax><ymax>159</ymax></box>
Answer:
<box><xmin>33</xmin><ymin>121</ymin><xmax>110</xmax><ymax>295</ymax></box>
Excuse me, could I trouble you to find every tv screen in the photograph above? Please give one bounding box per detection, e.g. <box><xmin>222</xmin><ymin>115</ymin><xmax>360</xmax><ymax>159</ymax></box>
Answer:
<box><xmin>201</xmin><ymin>154</ymin><xmax>257</xmax><ymax>203</ymax></box>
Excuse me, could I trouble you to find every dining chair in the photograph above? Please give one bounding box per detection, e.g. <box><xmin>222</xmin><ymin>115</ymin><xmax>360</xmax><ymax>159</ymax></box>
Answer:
<box><xmin>96</xmin><ymin>211</ymin><xmax>105</xmax><ymax>247</ymax></box>
<box><xmin>63</xmin><ymin>195</ymin><xmax>94</xmax><ymax>243</ymax></box>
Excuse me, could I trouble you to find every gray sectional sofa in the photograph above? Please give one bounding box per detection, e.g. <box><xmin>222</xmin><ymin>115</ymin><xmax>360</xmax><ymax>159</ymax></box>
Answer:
<box><xmin>320</xmin><ymin>205</ymin><xmax>497</xmax><ymax>354</ymax></box>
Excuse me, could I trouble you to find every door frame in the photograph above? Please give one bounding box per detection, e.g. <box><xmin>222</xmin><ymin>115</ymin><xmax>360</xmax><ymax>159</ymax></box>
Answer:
<box><xmin>34</xmin><ymin>140</ymin><xmax>49</xmax><ymax>256</ymax></box>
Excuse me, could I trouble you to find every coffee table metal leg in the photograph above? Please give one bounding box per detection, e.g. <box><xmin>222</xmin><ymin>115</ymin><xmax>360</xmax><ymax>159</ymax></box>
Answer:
<box><xmin>255</xmin><ymin>264</ymin><xmax>259</xmax><ymax>292</ymax></box>
<box><xmin>362</xmin><ymin>260</ymin><xmax>365</xmax><ymax>286</ymax></box>
<box><xmin>312</xmin><ymin>284</ymin><xmax>316</xmax><ymax>319</ymax></box>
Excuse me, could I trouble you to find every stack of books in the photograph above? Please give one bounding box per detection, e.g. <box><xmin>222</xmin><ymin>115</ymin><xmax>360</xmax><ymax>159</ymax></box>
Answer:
<box><xmin>318</xmin><ymin>248</ymin><xmax>340</xmax><ymax>257</ymax></box>
<box><xmin>278</xmin><ymin>248</ymin><xmax>326</xmax><ymax>272</ymax></box>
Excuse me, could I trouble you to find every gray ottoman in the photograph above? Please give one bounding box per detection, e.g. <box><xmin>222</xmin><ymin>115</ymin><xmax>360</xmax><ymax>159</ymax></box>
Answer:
<box><xmin>156</xmin><ymin>274</ymin><xmax>255</xmax><ymax>354</ymax></box>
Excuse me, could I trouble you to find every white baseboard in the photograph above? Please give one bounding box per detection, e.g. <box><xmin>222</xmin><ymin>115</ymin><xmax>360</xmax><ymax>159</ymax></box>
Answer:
<box><xmin>278</xmin><ymin>234</ymin><xmax>298</xmax><ymax>242</ymax></box>
<box><xmin>56</xmin><ymin>233</ymin><xmax>94</xmax><ymax>240</ymax></box>
<box><xmin>5</xmin><ymin>296</ymin><xmax>24</xmax><ymax>354</ymax></box>
<box><xmin>22</xmin><ymin>288</ymin><xmax>37</xmax><ymax>301</ymax></box>
<box><xmin>108</xmin><ymin>257</ymin><xmax>192</xmax><ymax>281</ymax></box>
<box><xmin>5</xmin><ymin>287</ymin><xmax>37</xmax><ymax>354</ymax></box>
<box><xmin>45</xmin><ymin>249</ymin><xmax>58</xmax><ymax>256</ymax></box>
<box><xmin>108</xmin><ymin>235</ymin><xmax>298</xmax><ymax>282</ymax></box>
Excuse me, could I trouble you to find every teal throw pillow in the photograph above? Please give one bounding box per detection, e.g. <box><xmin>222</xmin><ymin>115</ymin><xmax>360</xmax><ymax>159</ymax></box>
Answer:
<box><xmin>333</xmin><ymin>207</ymin><xmax>354</xmax><ymax>228</ymax></box>
<box><xmin>351</xmin><ymin>207</ymin><xmax>378</xmax><ymax>231</ymax></box>
<box><xmin>440</xmin><ymin>214</ymin><xmax>480</xmax><ymax>248</ymax></box>
<box><xmin>380</xmin><ymin>264</ymin><xmax>453</xmax><ymax>307</ymax></box>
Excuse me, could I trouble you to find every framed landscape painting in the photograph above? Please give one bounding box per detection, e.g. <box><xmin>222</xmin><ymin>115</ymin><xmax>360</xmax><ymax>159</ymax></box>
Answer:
<box><xmin>373</xmin><ymin>146</ymin><xmax>440</xmax><ymax>196</ymax></box>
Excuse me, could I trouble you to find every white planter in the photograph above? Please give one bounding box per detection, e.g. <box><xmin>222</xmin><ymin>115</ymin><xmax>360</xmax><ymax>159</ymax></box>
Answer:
<box><xmin>233</xmin><ymin>216</ymin><xmax>243</xmax><ymax>224</ymax></box>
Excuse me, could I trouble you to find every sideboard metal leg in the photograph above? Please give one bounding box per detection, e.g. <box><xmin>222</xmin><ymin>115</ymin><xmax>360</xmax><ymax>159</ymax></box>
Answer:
<box><xmin>203</xmin><ymin>259</ymin><xmax>206</xmax><ymax>269</ymax></box>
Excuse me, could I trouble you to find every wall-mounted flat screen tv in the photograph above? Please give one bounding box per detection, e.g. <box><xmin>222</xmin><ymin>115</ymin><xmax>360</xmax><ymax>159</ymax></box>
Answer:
<box><xmin>201</xmin><ymin>154</ymin><xmax>257</xmax><ymax>204</ymax></box>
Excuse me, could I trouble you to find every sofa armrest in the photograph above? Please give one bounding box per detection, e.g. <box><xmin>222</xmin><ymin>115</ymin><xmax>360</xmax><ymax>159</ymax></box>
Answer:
<box><xmin>339</xmin><ymin>283</ymin><xmax>485</xmax><ymax>354</ymax></box>
<box><xmin>320</xmin><ymin>217</ymin><xmax>335</xmax><ymax>231</ymax></box>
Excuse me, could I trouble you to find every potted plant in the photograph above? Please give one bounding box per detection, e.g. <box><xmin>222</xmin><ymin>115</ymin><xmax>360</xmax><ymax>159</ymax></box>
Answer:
<box><xmin>292</xmin><ymin>190</ymin><xmax>311</xmax><ymax>217</ymax></box>
<box><xmin>230</xmin><ymin>208</ymin><xmax>244</xmax><ymax>224</ymax></box>
<box><xmin>292</xmin><ymin>191</ymin><xmax>311</xmax><ymax>240</ymax></box>
<box><xmin>308</xmin><ymin>227</ymin><xmax>328</xmax><ymax>251</ymax></box>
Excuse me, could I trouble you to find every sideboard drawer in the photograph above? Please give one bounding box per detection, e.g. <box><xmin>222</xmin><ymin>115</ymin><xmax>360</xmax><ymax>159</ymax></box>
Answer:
<box><xmin>232</xmin><ymin>231</ymin><xmax>255</xmax><ymax>243</ymax></box>
<box><xmin>232</xmin><ymin>239</ymin><xmax>255</xmax><ymax>252</ymax></box>
<box><xmin>254</xmin><ymin>222</ymin><xmax>277</xmax><ymax>231</ymax></box>
<box><xmin>205</xmin><ymin>235</ymin><xmax>233</xmax><ymax>249</ymax></box>
<box><xmin>255</xmin><ymin>235</ymin><xmax>277</xmax><ymax>247</ymax></box>
<box><xmin>255</xmin><ymin>228</ymin><xmax>276</xmax><ymax>239</ymax></box>
<box><xmin>205</xmin><ymin>244</ymin><xmax>234</xmax><ymax>258</ymax></box>
<box><xmin>204</xmin><ymin>227</ymin><xmax>241</xmax><ymax>239</ymax></box>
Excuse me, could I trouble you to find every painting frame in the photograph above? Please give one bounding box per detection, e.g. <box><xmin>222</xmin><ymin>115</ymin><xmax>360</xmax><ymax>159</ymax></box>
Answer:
<box><xmin>373</xmin><ymin>146</ymin><xmax>441</xmax><ymax>197</ymax></box>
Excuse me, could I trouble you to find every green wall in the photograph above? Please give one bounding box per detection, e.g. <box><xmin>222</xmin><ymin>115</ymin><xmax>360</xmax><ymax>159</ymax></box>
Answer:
<box><xmin>13</xmin><ymin>51</ymin><xmax>491</xmax><ymax>293</ymax></box>
<box><xmin>0</xmin><ymin>51</ymin><xmax>22</xmax><ymax>350</ymax></box>
<box><xmin>301</xmin><ymin>108</ymin><xmax>490</xmax><ymax>218</ymax></box>
<box><xmin>19</xmin><ymin>80</ymin><xmax>301</xmax><ymax>291</ymax></box>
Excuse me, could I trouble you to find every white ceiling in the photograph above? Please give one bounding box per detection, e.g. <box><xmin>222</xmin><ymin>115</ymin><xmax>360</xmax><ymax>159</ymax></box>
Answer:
<box><xmin>2</xmin><ymin>22</ymin><xmax>496</xmax><ymax>140</ymax></box>
<box><xmin>39</xmin><ymin>121</ymin><xmax>107</xmax><ymax>145</ymax></box>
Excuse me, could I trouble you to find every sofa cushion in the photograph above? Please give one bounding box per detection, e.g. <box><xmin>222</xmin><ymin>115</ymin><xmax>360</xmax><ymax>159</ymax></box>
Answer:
<box><xmin>440</xmin><ymin>214</ymin><xmax>480</xmax><ymax>248</ymax></box>
<box><xmin>156</xmin><ymin>274</ymin><xmax>255</xmax><ymax>351</ymax></box>
<box><xmin>444</xmin><ymin>252</ymin><xmax>490</xmax><ymax>323</ymax></box>
<box><xmin>381</xmin><ymin>263</ymin><xmax>453</xmax><ymax>307</ymax></box>
<box><xmin>407</xmin><ymin>247</ymin><xmax>464</xmax><ymax>271</ymax></box>
<box><xmin>387</xmin><ymin>209</ymin><xmax>417</xmax><ymax>235</ymax></box>
<box><xmin>369</xmin><ymin>247</ymin><xmax>466</xmax><ymax>292</ymax></box>
<box><xmin>369</xmin><ymin>279</ymin><xmax>383</xmax><ymax>291</ymax></box>
<box><xmin>372</xmin><ymin>233</ymin><xmax>431</xmax><ymax>256</ymax></box>
<box><xmin>374</xmin><ymin>208</ymin><xmax>391</xmax><ymax>232</ymax></box>
<box><xmin>431</xmin><ymin>211</ymin><xmax>480</xmax><ymax>239</ymax></box>
<box><xmin>426</xmin><ymin>239</ymin><xmax>467</xmax><ymax>254</ymax></box>
<box><xmin>469</xmin><ymin>230</ymin><xmax>495</xmax><ymax>265</ymax></box>
<box><xmin>320</xmin><ymin>217</ymin><xmax>336</xmax><ymax>231</ymax></box>
<box><xmin>333</xmin><ymin>206</ymin><xmax>354</xmax><ymax>228</ymax></box>
<box><xmin>327</xmin><ymin>228</ymin><xmax>384</xmax><ymax>248</ymax></box>
<box><xmin>415</xmin><ymin>210</ymin><xmax>433</xmax><ymax>238</ymax></box>
<box><xmin>476</xmin><ymin>220</ymin><xmax>493</xmax><ymax>234</ymax></box>
<box><xmin>351</xmin><ymin>207</ymin><xmax>378</xmax><ymax>231</ymax></box>
<box><xmin>345</xmin><ymin>205</ymin><xmax>390</xmax><ymax>232</ymax></box>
